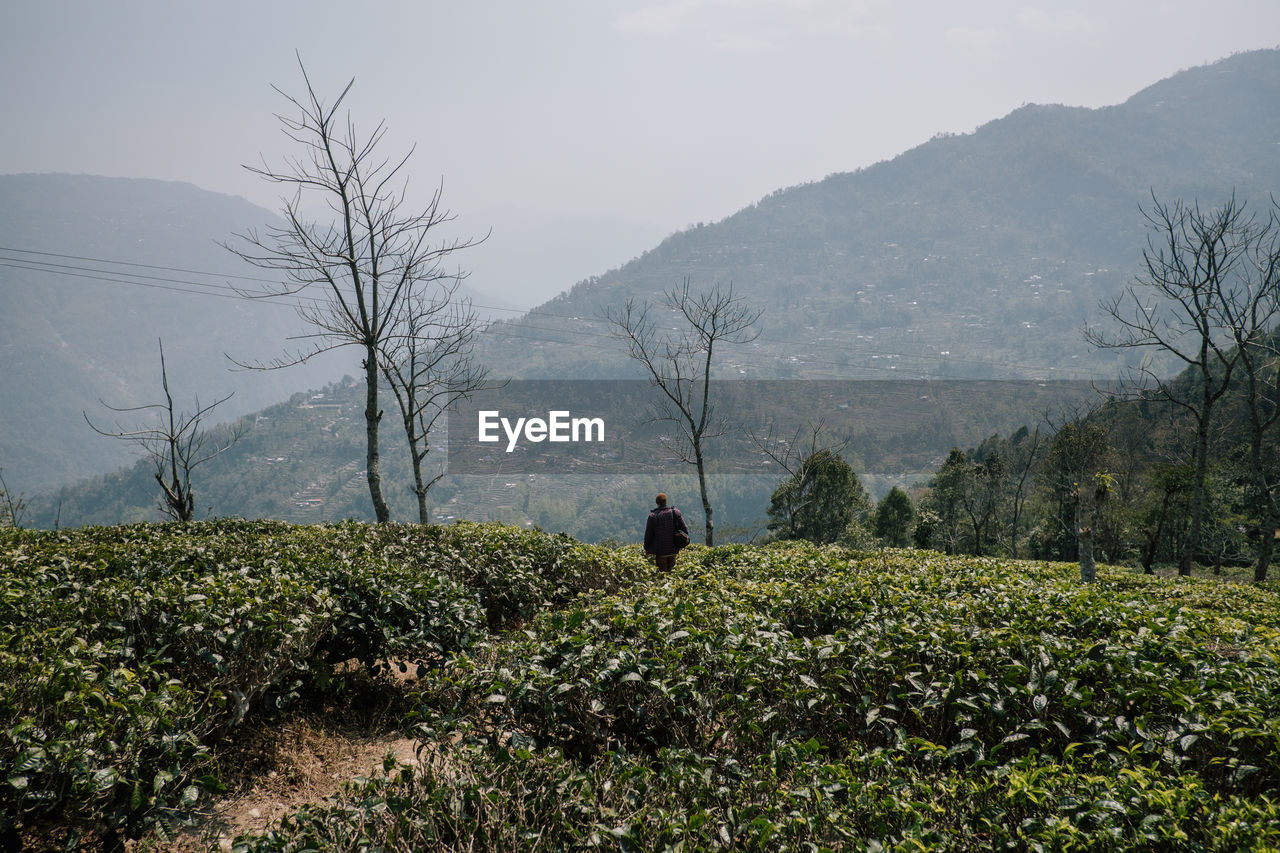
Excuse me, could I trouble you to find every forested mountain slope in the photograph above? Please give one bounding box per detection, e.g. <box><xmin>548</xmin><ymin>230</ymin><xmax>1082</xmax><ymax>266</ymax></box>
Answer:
<box><xmin>0</xmin><ymin>174</ymin><xmax>505</xmax><ymax>495</ymax></box>
<box><xmin>0</xmin><ymin>174</ymin><xmax>347</xmax><ymax>492</ymax></box>
<box><xmin>10</xmin><ymin>51</ymin><xmax>1280</xmax><ymax>529</ymax></box>
<box><xmin>475</xmin><ymin>49</ymin><xmax>1280</xmax><ymax>381</ymax></box>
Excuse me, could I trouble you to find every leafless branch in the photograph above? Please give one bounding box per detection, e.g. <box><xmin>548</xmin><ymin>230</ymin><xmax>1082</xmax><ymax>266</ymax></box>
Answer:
<box><xmin>84</xmin><ymin>339</ymin><xmax>242</xmax><ymax>521</ymax></box>
<box><xmin>0</xmin><ymin>468</ymin><xmax>26</xmax><ymax>529</ymax></box>
<box><xmin>606</xmin><ymin>278</ymin><xmax>762</xmax><ymax>545</ymax></box>
<box><xmin>221</xmin><ymin>56</ymin><xmax>486</xmax><ymax>521</ymax></box>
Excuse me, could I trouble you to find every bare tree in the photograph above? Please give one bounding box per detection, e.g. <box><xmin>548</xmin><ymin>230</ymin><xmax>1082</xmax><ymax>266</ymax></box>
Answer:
<box><xmin>0</xmin><ymin>468</ymin><xmax>26</xmax><ymax>529</ymax></box>
<box><xmin>380</xmin><ymin>285</ymin><xmax>491</xmax><ymax>524</ymax></box>
<box><xmin>85</xmin><ymin>340</ymin><xmax>240</xmax><ymax>522</ymax></box>
<box><xmin>607</xmin><ymin>279</ymin><xmax>762</xmax><ymax>545</ymax></box>
<box><xmin>1219</xmin><ymin>201</ymin><xmax>1280</xmax><ymax>581</ymax></box>
<box><xmin>750</xmin><ymin>419</ymin><xmax>849</xmax><ymax>478</ymax></box>
<box><xmin>1085</xmin><ymin>193</ymin><xmax>1255</xmax><ymax>575</ymax></box>
<box><xmin>227</xmin><ymin>59</ymin><xmax>481</xmax><ymax>522</ymax></box>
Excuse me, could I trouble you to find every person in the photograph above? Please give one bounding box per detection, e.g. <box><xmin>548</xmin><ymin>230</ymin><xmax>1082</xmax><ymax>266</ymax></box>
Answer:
<box><xmin>644</xmin><ymin>492</ymin><xmax>690</xmax><ymax>571</ymax></box>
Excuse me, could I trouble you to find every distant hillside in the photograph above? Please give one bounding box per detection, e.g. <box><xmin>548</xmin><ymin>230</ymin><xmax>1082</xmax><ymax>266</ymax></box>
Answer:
<box><xmin>475</xmin><ymin>49</ymin><xmax>1280</xmax><ymax>382</ymax></box>
<box><xmin>0</xmin><ymin>174</ymin><xmax>359</xmax><ymax>493</ymax></box>
<box><xmin>14</xmin><ymin>51</ymin><xmax>1280</xmax><ymax>530</ymax></box>
<box><xmin>26</xmin><ymin>374</ymin><xmax>1101</xmax><ymax>538</ymax></box>
<box><xmin>0</xmin><ymin>174</ymin><xmax>504</xmax><ymax>495</ymax></box>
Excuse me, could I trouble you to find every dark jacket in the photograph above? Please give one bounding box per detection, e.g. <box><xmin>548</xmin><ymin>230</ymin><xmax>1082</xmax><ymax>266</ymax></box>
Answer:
<box><xmin>645</xmin><ymin>505</ymin><xmax>690</xmax><ymax>556</ymax></box>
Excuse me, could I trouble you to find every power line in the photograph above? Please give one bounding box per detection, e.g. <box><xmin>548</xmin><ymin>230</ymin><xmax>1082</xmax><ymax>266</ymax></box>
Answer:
<box><xmin>1</xmin><ymin>244</ymin><xmax>1111</xmax><ymax>380</ymax></box>
<box><xmin>0</xmin><ymin>245</ymin><xmax>285</xmax><ymax>285</ymax></box>
<box><xmin>0</xmin><ymin>259</ymin><xmax>305</xmax><ymax>306</ymax></box>
<box><xmin>0</xmin><ymin>245</ymin><xmax>533</xmax><ymax>316</ymax></box>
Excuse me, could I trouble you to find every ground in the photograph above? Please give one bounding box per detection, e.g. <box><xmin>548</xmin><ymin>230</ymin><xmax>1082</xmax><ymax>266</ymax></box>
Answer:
<box><xmin>132</xmin><ymin>664</ymin><xmax>425</xmax><ymax>853</ymax></box>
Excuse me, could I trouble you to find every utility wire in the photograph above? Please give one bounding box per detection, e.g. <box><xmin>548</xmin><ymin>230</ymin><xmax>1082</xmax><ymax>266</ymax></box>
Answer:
<box><xmin>1</xmin><ymin>245</ymin><xmax>1110</xmax><ymax>380</ymax></box>
<box><xmin>0</xmin><ymin>245</ymin><xmax>287</xmax><ymax>285</ymax></box>
<box><xmin>0</xmin><ymin>259</ymin><xmax>303</xmax><ymax>306</ymax></box>
<box><xmin>0</xmin><ymin>245</ymin><xmax>525</xmax><ymax>315</ymax></box>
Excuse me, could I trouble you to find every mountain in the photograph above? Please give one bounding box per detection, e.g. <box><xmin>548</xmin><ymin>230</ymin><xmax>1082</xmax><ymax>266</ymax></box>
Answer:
<box><xmin>0</xmin><ymin>174</ymin><xmax>509</xmax><ymax>496</ymax></box>
<box><xmin>474</xmin><ymin>49</ymin><xmax>1280</xmax><ymax>382</ymax></box>
<box><xmin>0</xmin><ymin>174</ymin><xmax>359</xmax><ymax>493</ymax></box>
<box><xmin>13</xmin><ymin>51</ymin><xmax>1280</xmax><ymax>532</ymax></box>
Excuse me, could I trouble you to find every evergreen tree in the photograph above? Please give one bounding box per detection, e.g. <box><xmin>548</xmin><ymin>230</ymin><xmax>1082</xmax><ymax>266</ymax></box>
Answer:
<box><xmin>873</xmin><ymin>486</ymin><xmax>915</xmax><ymax>546</ymax></box>
<box><xmin>928</xmin><ymin>448</ymin><xmax>974</xmax><ymax>555</ymax></box>
<box><xmin>767</xmin><ymin>449</ymin><xmax>869</xmax><ymax>544</ymax></box>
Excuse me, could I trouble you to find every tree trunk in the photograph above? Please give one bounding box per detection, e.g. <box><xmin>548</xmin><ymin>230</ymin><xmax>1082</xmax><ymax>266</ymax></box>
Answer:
<box><xmin>1177</xmin><ymin>412</ymin><xmax>1208</xmax><ymax>578</ymax></box>
<box><xmin>695</xmin><ymin>442</ymin><xmax>713</xmax><ymax>546</ymax></box>
<box><xmin>967</xmin><ymin>509</ymin><xmax>984</xmax><ymax>557</ymax></box>
<box><xmin>414</xmin><ymin>484</ymin><xmax>430</xmax><ymax>525</ymax></box>
<box><xmin>1256</xmin><ymin>478</ymin><xmax>1278</xmax><ymax>582</ymax></box>
<box><xmin>1181</xmin><ymin>373</ymin><xmax>1216</xmax><ymax>576</ymax></box>
<box><xmin>403</xmin><ymin>406</ymin><xmax>430</xmax><ymax>525</ymax></box>
<box><xmin>413</xmin><ymin>477</ymin><xmax>429</xmax><ymax>525</ymax></box>
<box><xmin>1010</xmin><ymin>496</ymin><xmax>1024</xmax><ymax>559</ymax></box>
<box><xmin>363</xmin><ymin>347</ymin><xmax>390</xmax><ymax>523</ymax></box>
<box><xmin>1257</xmin><ymin>523</ymin><xmax>1276</xmax><ymax>583</ymax></box>
<box><xmin>1250</xmin><ymin>390</ymin><xmax>1278</xmax><ymax>582</ymax></box>
<box><xmin>1142</xmin><ymin>490</ymin><xmax>1171</xmax><ymax>574</ymax></box>
<box><xmin>411</xmin><ymin>443</ymin><xmax>430</xmax><ymax>524</ymax></box>
<box><xmin>958</xmin><ymin>484</ymin><xmax>980</xmax><ymax>556</ymax></box>
<box><xmin>1078</xmin><ymin>489</ymin><xmax>1096</xmax><ymax>584</ymax></box>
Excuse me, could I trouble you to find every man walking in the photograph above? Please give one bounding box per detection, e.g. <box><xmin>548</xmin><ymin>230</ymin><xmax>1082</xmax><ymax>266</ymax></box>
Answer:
<box><xmin>644</xmin><ymin>492</ymin><xmax>690</xmax><ymax>571</ymax></box>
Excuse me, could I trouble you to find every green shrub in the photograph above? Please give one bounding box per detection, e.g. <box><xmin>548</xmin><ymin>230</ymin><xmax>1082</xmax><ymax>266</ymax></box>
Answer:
<box><xmin>10</xmin><ymin>524</ymin><xmax>1280</xmax><ymax>851</ymax></box>
<box><xmin>1</xmin><ymin>518</ymin><xmax>620</xmax><ymax>846</ymax></box>
<box><xmin>1</xmin><ymin>522</ymin><xmax>340</xmax><ymax>844</ymax></box>
<box><xmin>401</xmin><ymin>541</ymin><xmax>1280</xmax><ymax>851</ymax></box>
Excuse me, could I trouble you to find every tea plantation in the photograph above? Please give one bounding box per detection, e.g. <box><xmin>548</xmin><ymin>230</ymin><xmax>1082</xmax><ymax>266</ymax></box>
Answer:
<box><xmin>3</xmin><ymin>521</ymin><xmax>1279</xmax><ymax>851</ymax></box>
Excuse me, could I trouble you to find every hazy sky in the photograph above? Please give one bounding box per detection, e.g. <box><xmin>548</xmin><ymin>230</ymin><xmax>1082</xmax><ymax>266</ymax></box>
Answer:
<box><xmin>4</xmin><ymin>1</ymin><xmax>1279</xmax><ymax>307</ymax></box>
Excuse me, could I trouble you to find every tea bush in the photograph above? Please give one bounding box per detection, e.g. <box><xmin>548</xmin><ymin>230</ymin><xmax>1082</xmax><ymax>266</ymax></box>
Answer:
<box><xmin>252</xmin><ymin>540</ymin><xmax>1280</xmax><ymax>852</ymax></box>
<box><xmin>2</xmin><ymin>523</ymin><xmax>340</xmax><ymax>845</ymax></box>
<box><xmin>311</xmin><ymin>520</ymin><xmax>650</xmax><ymax>629</ymax></box>
<box><xmin>0</xmin><ymin>519</ymin><xmax>644</xmax><ymax>848</ymax></box>
<box><xmin>10</xmin><ymin>523</ymin><xmax>1280</xmax><ymax>851</ymax></box>
<box><xmin>231</xmin><ymin>739</ymin><xmax>1280</xmax><ymax>852</ymax></box>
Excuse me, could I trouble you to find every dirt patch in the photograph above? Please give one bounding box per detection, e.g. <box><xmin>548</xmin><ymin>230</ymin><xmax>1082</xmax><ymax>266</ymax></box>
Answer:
<box><xmin>132</xmin><ymin>668</ymin><xmax>430</xmax><ymax>852</ymax></box>
<box><xmin>204</xmin><ymin>720</ymin><xmax>419</xmax><ymax>849</ymax></box>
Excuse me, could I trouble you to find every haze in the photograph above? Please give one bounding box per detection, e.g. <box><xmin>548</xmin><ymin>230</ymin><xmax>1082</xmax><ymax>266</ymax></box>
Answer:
<box><xmin>3</xmin><ymin>1</ymin><xmax>1278</xmax><ymax>308</ymax></box>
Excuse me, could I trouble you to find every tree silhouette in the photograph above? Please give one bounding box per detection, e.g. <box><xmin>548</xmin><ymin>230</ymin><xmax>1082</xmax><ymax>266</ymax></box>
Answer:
<box><xmin>85</xmin><ymin>340</ymin><xmax>240</xmax><ymax>522</ymax></box>
<box><xmin>227</xmin><ymin>59</ymin><xmax>482</xmax><ymax>522</ymax></box>
<box><xmin>607</xmin><ymin>279</ymin><xmax>762</xmax><ymax>545</ymax></box>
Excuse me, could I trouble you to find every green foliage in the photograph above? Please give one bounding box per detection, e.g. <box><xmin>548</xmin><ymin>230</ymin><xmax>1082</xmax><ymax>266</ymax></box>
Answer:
<box><xmin>922</xmin><ymin>448</ymin><xmax>972</xmax><ymax>554</ymax></box>
<box><xmin>231</xmin><ymin>541</ymin><xmax>1280</xmax><ymax>852</ymax></box>
<box><xmin>767</xmin><ymin>450</ymin><xmax>870</xmax><ymax>544</ymax></box>
<box><xmin>0</xmin><ymin>518</ymin><xmax>649</xmax><ymax>847</ymax></box>
<box><xmin>0</xmin><ymin>521</ymin><xmax>338</xmax><ymax>844</ymax></box>
<box><xmin>873</xmin><ymin>485</ymin><xmax>915</xmax><ymax>546</ymax></box>
<box><xmin>9</xmin><ymin>520</ymin><xmax>1280</xmax><ymax>850</ymax></box>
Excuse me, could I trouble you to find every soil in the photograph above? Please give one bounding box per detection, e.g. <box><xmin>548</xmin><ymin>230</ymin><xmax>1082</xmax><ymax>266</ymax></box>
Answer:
<box><xmin>127</xmin><ymin>664</ymin><xmax>430</xmax><ymax>852</ymax></box>
<box><xmin>198</xmin><ymin>723</ymin><xmax>417</xmax><ymax>851</ymax></box>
